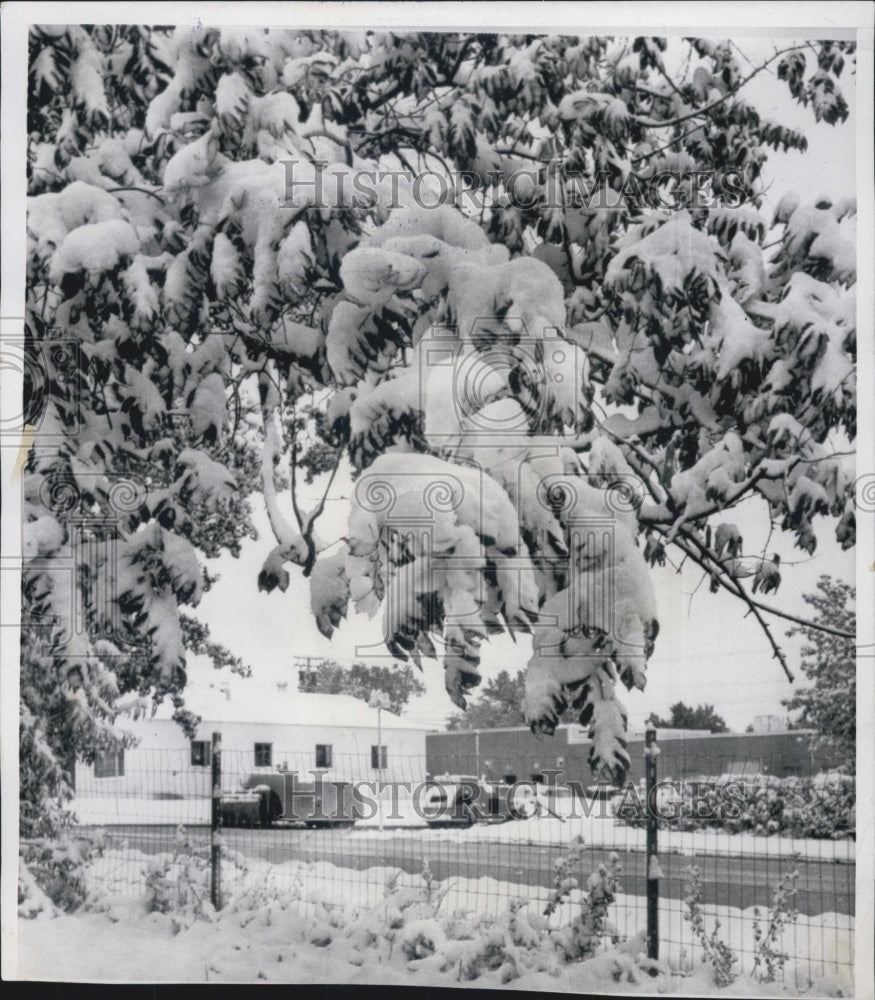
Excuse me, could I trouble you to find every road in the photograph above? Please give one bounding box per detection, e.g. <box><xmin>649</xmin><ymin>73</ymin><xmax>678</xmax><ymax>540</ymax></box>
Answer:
<box><xmin>93</xmin><ymin>824</ymin><xmax>854</xmax><ymax>916</ymax></box>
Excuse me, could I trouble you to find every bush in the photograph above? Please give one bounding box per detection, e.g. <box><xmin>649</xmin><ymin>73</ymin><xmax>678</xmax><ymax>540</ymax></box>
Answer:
<box><xmin>333</xmin><ymin>844</ymin><xmax>643</xmax><ymax>985</ymax></box>
<box><xmin>752</xmin><ymin>871</ymin><xmax>800</xmax><ymax>982</ymax></box>
<box><xmin>547</xmin><ymin>840</ymin><xmax>623</xmax><ymax>962</ymax></box>
<box><xmin>616</xmin><ymin>771</ymin><xmax>854</xmax><ymax>839</ymax></box>
<box><xmin>18</xmin><ymin>830</ymin><xmax>107</xmax><ymax>914</ymax></box>
<box><xmin>683</xmin><ymin>864</ymin><xmax>738</xmax><ymax>987</ymax></box>
<box><xmin>144</xmin><ymin>825</ymin><xmax>213</xmax><ymax>928</ymax></box>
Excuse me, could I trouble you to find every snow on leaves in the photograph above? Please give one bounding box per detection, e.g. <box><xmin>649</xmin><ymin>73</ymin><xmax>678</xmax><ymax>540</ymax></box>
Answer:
<box><xmin>309</xmin><ymin>547</ymin><xmax>350</xmax><ymax>638</ymax></box>
<box><xmin>176</xmin><ymin>449</ymin><xmax>237</xmax><ymax>506</ymax></box>
<box><xmin>331</xmin><ymin>199</ymin><xmax>660</xmax><ymax>777</ymax></box>
<box><xmin>187</xmin><ymin>372</ymin><xmax>228</xmax><ymax>442</ymax></box>
<box><xmin>340</xmin><ymin>248</ymin><xmax>428</xmax><ymax>306</ymax></box>
<box><xmin>605</xmin><ymin>213</ymin><xmax>723</xmax><ymax>305</ymax></box>
<box><xmin>346</xmin><ymin>451</ymin><xmax>540</xmax><ymax>706</ymax></box>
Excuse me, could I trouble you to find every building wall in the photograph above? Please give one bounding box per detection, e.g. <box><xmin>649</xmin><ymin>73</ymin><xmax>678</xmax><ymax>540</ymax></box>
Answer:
<box><xmin>426</xmin><ymin>727</ymin><xmax>834</xmax><ymax>786</ymax></box>
<box><xmin>74</xmin><ymin>718</ymin><xmax>427</xmax><ymax>800</ymax></box>
<box><xmin>428</xmin><ymin>728</ymin><xmax>574</xmax><ymax>782</ymax></box>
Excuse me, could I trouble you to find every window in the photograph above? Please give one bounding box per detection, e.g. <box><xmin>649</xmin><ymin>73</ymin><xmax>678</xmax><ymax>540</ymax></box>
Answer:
<box><xmin>371</xmin><ymin>745</ymin><xmax>387</xmax><ymax>769</ymax></box>
<box><xmin>94</xmin><ymin>749</ymin><xmax>124</xmax><ymax>778</ymax></box>
<box><xmin>254</xmin><ymin>743</ymin><xmax>272</xmax><ymax>767</ymax></box>
<box><xmin>315</xmin><ymin>744</ymin><xmax>333</xmax><ymax>769</ymax></box>
<box><xmin>191</xmin><ymin>741</ymin><xmax>211</xmax><ymax>767</ymax></box>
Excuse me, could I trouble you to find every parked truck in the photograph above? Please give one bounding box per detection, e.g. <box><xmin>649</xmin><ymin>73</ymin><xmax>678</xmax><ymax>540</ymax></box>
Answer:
<box><xmin>220</xmin><ymin>771</ymin><xmax>360</xmax><ymax>829</ymax></box>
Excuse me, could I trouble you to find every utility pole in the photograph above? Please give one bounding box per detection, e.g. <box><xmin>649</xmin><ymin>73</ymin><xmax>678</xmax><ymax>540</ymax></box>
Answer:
<box><xmin>295</xmin><ymin>655</ymin><xmax>324</xmax><ymax>691</ymax></box>
<box><xmin>369</xmin><ymin>691</ymin><xmax>390</xmax><ymax>833</ymax></box>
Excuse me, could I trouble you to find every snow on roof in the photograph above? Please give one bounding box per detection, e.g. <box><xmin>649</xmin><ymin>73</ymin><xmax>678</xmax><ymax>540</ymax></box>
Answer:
<box><xmin>156</xmin><ymin>680</ymin><xmax>421</xmax><ymax>730</ymax></box>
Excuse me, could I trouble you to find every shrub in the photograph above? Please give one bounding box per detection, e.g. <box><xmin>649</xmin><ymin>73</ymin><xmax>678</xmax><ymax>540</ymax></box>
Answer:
<box><xmin>19</xmin><ymin>830</ymin><xmax>107</xmax><ymax>914</ymax></box>
<box><xmin>617</xmin><ymin>772</ymin><xmax>854</xmax><ymax>839</ymax></box>
<box><xmin>545</xmin><ymin>837</ymin><xmax>623</xmax><ymax>962</ymax></box>
<box><xmin>144</xmin><ymin>825</ymin><xmax>212</xmax><ymax>928</ymax></box>
<box><xmin>683</xmin><ymin>864</ymin><xmax>738</xmax><ymax>987</ymax></box>
<box><xmin>752</xmin><ymin>871</ymin><xmax>800</xmax><ymax>982</ymax></box>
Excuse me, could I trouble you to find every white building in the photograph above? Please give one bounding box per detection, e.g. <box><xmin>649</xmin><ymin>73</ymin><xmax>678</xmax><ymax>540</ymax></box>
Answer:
<box><xmin>72</xmin><ymin>679</ymin><xmax>428</xmax><ymax>821</ymax></box>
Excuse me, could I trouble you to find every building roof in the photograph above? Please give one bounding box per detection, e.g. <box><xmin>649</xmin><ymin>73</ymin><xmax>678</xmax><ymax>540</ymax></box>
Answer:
<box><xmin>155</xmin><ymin>680</ymin><xmax>422</xmax><ymax>730</ymax></box>
<box><xmin>428</xmin><ymin>723</ymin><xmax>814</xmax><ymax>740</ymax></box>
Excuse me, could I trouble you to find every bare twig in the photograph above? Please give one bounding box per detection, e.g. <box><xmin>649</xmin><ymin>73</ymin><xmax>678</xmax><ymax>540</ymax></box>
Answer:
<box><xmin>666</xmin><ymin>528</ymin><xmax>795</xmax><ymax>682</ymax></box>
<box><xmin>107</xmin><ymin>186</ymin><xmax>166</xmax><ymax>203</ymax></box>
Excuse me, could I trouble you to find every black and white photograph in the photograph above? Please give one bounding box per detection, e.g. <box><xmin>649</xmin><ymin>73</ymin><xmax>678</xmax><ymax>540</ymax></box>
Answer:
<box><xmin>1</xmin><ymin>2</ymin><xmax>873</xmax><ymax>995</ymax></box>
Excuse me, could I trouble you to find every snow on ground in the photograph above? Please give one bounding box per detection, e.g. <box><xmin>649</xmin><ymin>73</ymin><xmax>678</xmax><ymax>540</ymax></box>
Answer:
<box><xmin>73</xmin><ymin>796</ymin><xmax>211</xmax><ymax>826</ymax></box>
<box><xmin>378</xmin><ymin>811</ymin><xmax>856</xmax><ymax>863</ymax></box>
<box><xmin>15</xmin><ymin>848</ymin><xmax>854</xmax><ymax>993</ymax></box>
<box><xmin>14</xmin><ymin>902</ymin><xmax>852</xmax><ymax>994</ymax></box>
<box><xmin>70</xmin><ymin>790</ymin><xmax>855</xmax><ymax>863</ymax></box>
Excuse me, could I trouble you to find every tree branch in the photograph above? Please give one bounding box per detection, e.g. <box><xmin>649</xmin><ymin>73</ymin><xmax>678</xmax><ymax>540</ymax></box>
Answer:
<box><xmin>259</xmin><ymin>375</ymin><xmax>298</xmax><ymax>549</ymax></box>
<box><xmin>641</xmin><ymin>456</ymin><xmax>802</xmax><ymax>535</ymax></box>
<box><xmin>669</xmin><ymin>520</ymin><xmax>855</xmax><ymax>644</ymax></box>
<box><xmin>289</xmin><ymin>403</ymin><xmax>305</xmax><ymax>536</ymax></box>
<box><xmin>304</xmin><ymin>448</ymin><xmax>343</xmax><ymax>538</ymax></box>
<box><xmin>632</xmin><ymin>43</ymin><xmax>809</xmax><ymax>130</ymax></box>
<box><xmin>447</xmin><ymin>36</ymin><xmax>475</xmax><ymax>84</ymax></box>
<box><xmin>630</xmin><ymin>118</ymin><xmax>709</xmax><ymax>165</ymax></box>
<box><xmin>666</xmin><ymin>528</ymin><xmax>795</xmax><ymax>682</ymax></box>
<box><xmin>651</xmin><ymin>59</ymin><xmax>695</xmax><ymax>106</ymax></box>
<box><xmin>301</xmin><ymin>129</ymin><xmax>353</xmax><ymax>167</ymax></box>
<box><xmin>733</xmin><ymin>593</ymin><xmax>856</xmax><ymax>641</ymax></box>
<box><xmin>107</xmin><ymin>186</ymin><xmax>166</xmax><ymax>203</ymax></box>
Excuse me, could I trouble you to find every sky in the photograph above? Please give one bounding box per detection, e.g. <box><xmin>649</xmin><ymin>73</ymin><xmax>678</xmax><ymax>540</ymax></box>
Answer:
<box><xmin>188</xmin><ymin>34</ymin><xmax>857</xmax><ymax>734</ymax></box>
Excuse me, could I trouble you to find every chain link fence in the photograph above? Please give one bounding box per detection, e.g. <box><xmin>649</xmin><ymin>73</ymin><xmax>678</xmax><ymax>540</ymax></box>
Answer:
<box><xmin>68</xmin><ymin>734</ymin><xmax>855</xmax><ymax>988</ymax></box>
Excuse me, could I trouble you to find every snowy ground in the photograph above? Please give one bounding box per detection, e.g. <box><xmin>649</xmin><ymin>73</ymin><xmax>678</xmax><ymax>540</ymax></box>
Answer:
<box><xmin>15</xmin><ymin>847</ymin><xmax>854</xmax><ymax>993</ymax></box>
<box><xmin>71</xmin><ymin>790</ymin><xmax>856</xmax><ymax>863</ymax></box>
<box><xmin>73</xmin><ymin>795</ymin><xmax>212</xmax><ymax>826</ymax></box>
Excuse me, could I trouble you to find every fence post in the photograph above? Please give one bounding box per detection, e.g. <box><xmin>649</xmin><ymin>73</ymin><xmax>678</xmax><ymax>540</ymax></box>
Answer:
<box><xmin>210</xmin><ymin>731</ymin><xmax>222</xmax><ymax>911</ymax></box>
<box><xmin>644</xmin><ymin>726</ymin><xmax>660</xmax><ymax>961</ymax></box>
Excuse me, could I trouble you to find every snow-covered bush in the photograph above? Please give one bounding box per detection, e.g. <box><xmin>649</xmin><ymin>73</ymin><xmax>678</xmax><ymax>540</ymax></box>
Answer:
<box><xmin>21</xmin><ymin>844</ymin><xmax>849</xmax><ymax>991</ymax></box>
<box><xmin>19</xmin><ymin>829</ymin><xmax>107</xmax><ymax>914</ymax></box>
<box><xmin>144</xmin><ymin>825</ymin><xmax>213</xmax><ymax>928</ymax></box>
<box><xmin>683</xmin><ymin>864</ymin><xmax>738</xmax><ymax>987</ymax></box>
<box><xmin>616</xmin><ymin>772</ymin><xmax>855</xmax><ymax>839</ymax></box>
<box><xmin>18</xmin><ymin>858</ymin><xmax>60</xmax><ymax>919</ymax></box>
<box><xmin>323</xmin><ymin>845</ymin><xmax>637</xmax><ymax>984</ymax></box>
<box><xmin>543</xmin><ymin>835</ymin><xmax>623</xmax><ymax>962</ymax></box>
<box><xmin>226</xmin><ymin>859</ymin><xmax>303</xmax><ymax>924</ymax></box>
<box><xmin>551</xmin><ymin>853</ymin><xmax>623</xmax><ymax>962</ymax></box>
<box><xmin>752</xmin><ymin>870</ymin><xmax>799</xmax><ymax>982</ymax></box>
<box><xmin>544</xmin><ymin>834</ymin><xmax>586</xmax><ymax>918</ymax></box>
